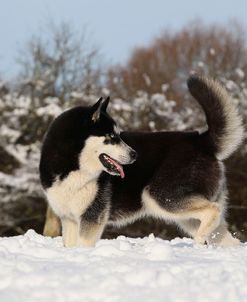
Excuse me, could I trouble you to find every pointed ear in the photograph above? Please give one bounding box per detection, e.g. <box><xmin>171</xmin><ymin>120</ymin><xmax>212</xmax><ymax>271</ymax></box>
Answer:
<box><xmin>91</xmin><ymin>97</ymin><xmax>103</xmax><ymax>122</ymax></box>
<box><xmin>101</xmin><ymin>96</ymin><xmax>110</xmax><ymax>112</ymax></box>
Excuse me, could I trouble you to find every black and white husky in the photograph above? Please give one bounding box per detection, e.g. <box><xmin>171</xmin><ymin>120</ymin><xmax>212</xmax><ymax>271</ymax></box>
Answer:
<box><xmin>40</xmin><ymin>76</ymin><xmax>244</xmax><ymax>247</ymax></box>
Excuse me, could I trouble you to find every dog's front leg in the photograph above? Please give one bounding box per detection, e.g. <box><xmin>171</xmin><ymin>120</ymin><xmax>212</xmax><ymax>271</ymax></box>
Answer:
<box><xmin>77</xmin><ymin>220</ymin><xmax>107</xmax><ymax>248</ymax></box>
<box><xmin>77</xmin><ymin>206</ymin><xmax>109</xmax><ymax>247</ymax></box>
<box><xmin>43</xmin><ymin>205</ymin><xmax>61</xmax><ymax>237</ymax></box>
<box><xmin>61</xmin><ymin>218</ymin><xmax>78</xmax><ymax>247</ymax></box>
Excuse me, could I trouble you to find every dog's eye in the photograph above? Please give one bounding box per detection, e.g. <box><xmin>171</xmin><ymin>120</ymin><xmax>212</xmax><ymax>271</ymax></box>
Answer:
<box><xmin>104</xmin><ymin>133</ymin><xmax>120</xmax><ymax>145</ymax></box>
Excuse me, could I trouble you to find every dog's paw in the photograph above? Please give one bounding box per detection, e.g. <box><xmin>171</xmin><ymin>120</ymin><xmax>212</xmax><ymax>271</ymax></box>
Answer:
<box><xmin>194</xmin><ymin>236</ymin><xmax>206</xmax><ymax>246</ymax></box>
<box><xmin>219</xmin><ymin>233</ymin><xmax>240</xmax><ymax>247</ymax></box>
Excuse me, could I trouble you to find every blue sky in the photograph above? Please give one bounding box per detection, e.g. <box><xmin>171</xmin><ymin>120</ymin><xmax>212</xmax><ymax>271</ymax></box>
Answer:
<box><xmin>0</xmin><ymin>0</ymin><xmax>246</xmax><ymax>78</ymax></box>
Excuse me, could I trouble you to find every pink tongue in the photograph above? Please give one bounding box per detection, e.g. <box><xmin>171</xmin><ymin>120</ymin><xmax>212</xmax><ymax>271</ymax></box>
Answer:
<box><xmin>108</xmin><ymin>158</ymin><xmax>125</xmax><ymax>178</ymax></box>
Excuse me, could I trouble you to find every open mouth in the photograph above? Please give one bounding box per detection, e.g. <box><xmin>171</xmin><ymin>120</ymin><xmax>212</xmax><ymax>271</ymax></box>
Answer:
<box><xmin>99</xmin><ymin>153</ymin><xmax>125</xmax><ymax>178</ymax></box>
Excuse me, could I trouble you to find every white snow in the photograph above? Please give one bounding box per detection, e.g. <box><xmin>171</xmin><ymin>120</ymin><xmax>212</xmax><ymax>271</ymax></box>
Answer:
<box><xmin>0</xmin><ymin>230</ymin><xmax>247</xmax><ymax>302</ymax></box>
<box><xmin>36</xmin><ymin>103</ymin><xmax>63</xmax><ymax>117</ymax></box>
<box><xmin>235</xmin><ymin>68</ymin><xmax>245</xmax><ymax>80</ymax></box>
<box><xmin>143</xmin><ymin>73</ymin><xmax>151</xmax><ymax>87</ymax></box>
<box><xmin>209</xmin><ymin>48</ymin><xmax>216</xmax><ymax>56</ymax></box>
<box><xmin>197</xmin><ymin>61</ymin><xmax>205</xmax><ymax>68</ymax></box>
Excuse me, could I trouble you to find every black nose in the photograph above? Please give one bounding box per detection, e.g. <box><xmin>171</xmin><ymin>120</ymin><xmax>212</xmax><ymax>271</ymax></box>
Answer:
<box><xmin>130</xmin><ymin>150</ymin><xmax>138</xmax><ymax>161</ymax></box>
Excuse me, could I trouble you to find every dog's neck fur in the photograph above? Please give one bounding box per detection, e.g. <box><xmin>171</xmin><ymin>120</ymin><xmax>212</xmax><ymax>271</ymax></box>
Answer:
<box><xmin>78</xmin><ymin>136</ymin><xmax>108</xmax><ymax>182</ymax></box>
<box><xmin>78</xmin><ymin>167</ymin><xmax>101</xmax><ymax>185</ymax></box>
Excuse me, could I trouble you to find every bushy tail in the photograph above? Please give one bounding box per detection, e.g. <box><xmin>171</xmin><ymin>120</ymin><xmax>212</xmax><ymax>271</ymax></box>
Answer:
<box><xmin>187</xmin><ymin>75</ymin><xmax>244</xmax><ymax>160</ymax></box>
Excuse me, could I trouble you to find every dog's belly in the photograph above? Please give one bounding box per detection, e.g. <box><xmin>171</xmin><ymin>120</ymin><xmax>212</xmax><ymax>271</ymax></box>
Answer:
<box><xmin>46</xmin><ymin>171</ymin><xmax>98</xmax><ymax>220</ymax></box>
<box><xmin>107</xmin><ymin>188</ymin><xmax>146</xmax><ymax>227</ymax></box>
<box><xmin>107</xmin><ymin>208</ymin><xmax>146</xmax><ymax>228</ymax></box>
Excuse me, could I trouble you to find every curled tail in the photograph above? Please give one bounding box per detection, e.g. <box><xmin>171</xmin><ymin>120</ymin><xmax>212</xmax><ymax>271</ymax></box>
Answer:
<box><xmin>187</xmin><ymin>75</ymin><xmax>244</xmax><ymax>160</ymax></box>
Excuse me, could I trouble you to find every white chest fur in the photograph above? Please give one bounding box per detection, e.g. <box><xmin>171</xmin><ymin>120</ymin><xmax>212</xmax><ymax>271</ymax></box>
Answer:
<box><xmin>46</xmin><ymin>170</ymin><xmax>98</xmax><ymax>221</ymax></box>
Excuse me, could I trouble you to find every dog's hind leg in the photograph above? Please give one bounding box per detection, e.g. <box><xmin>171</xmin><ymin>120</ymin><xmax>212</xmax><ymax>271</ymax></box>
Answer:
<box><xmin>43</xmin><ymin>206</ymin><xmax>61</xmax><ymax>237</ymax></box>
<box><xmin>207</xmin><ymin>191</ymin><xmax>240</xmax><ymax>246</ymax></box>
<box><xmin>207</xmin><ymin>221</ymin><xmax>240</xmax><ymax>246</ymax></box>
<box><xmin>177</xmin><ymin>219</ymin><xmax>200</xmax><ymax>238</ymax></box>
<box><xmin>178</xmin><ymin>218</ymin><xmax>240</xmax><ymax>247</ymax></box>
<box><xmin>179</xmin><ymin>197</ymin><xmax>221</xmax><ymax>245</ymax></box>
<box><xmin>61</xmin><ymin>218</ymin><xmax>78</xmax><ymax>248</ymax></box>
<box><xmin>143</xmin><ymin>190</ymin><xmax>221</xmax><ymax>245</ymax></box>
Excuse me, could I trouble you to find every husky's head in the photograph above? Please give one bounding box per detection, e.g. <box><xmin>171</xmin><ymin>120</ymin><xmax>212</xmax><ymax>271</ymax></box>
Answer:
<box><xmin>79</xmin><ymin>97</ymin><xmax>137</xmax><ymax>178</ymax></box>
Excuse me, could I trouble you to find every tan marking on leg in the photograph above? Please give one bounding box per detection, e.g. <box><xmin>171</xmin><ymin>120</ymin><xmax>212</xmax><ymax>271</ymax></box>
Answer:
<box><xmin>77</xmin><ymin>222</ymin><xmax>106</xmax><ymax>247</ymax></box>
<box><xmin>206</xmin><ymin>190</ymin><xmax>240</xmax><ymax>246</ymax></box>
<box><xmin>77</xmin><ymin>210</ymin><xmax>109</xmax><ymax>247</ymax></box>
<box><xmin>61</xmin><ymin>218</ymin><xmax>78</xmax><ymax>248</ymax></box>
<box><xmin>43</xmin><ymin>206</ymin><xmax>61</xmax><ymax>237</ymax></box>
<box><xmin>181</xmin><ymin>198</ymin><xmax>221</xmax><ymax>244</ymax></box>
<box><xmin>143</xmin><ymin>190</ymin><xmax>221</xmax><ymax>245</ymax></box>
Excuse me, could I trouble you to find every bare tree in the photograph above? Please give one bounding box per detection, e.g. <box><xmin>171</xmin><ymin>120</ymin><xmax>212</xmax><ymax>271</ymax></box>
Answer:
<box><xmin>107</xmin><ymin>21</ymin><xmax>247</xmax><ymax>101</ymax></box>
<box><xmin>17</xmin><ymin>21</ymin><xmax>102</xmax><ymax>104</ymax></box>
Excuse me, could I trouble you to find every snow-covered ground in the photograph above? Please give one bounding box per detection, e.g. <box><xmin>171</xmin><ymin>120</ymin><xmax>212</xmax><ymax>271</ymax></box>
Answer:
<box><xmin>0</xmin><ymin>230</ymin><xmax>246</xmax><ymax>302</ymax></box>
